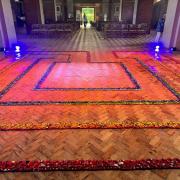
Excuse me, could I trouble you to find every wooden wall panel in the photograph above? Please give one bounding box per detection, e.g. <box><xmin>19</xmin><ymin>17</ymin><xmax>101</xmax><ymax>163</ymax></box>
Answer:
<box><xmin>23</xmin><ymin>0</ymin><xmax>41</xmax><ymax>33</ymax></box>
<box><xmin>122</xmin><ymin>0</ymin><xmax>134</xmax><ymax>23</ymax></box>
<box><xmin>43</xmin><ymin>0</ymin><xmax>55</xmax><ymax>23</ymax></box>
<box><xmin>136</xmin><ymin>0</ymin><xmax>153</xmax><ymax>24</ymax></box>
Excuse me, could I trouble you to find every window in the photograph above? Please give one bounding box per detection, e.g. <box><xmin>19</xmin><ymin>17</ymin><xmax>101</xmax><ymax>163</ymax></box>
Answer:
<box><xmin>115</xmin><ymin>6</ymin><xmax>119</xmax><ymax>13</ymax></box>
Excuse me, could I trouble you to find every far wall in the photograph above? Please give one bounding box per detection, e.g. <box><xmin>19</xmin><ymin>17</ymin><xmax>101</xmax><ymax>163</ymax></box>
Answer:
<box><xmin>74</xmin><ymin>0</ymin><xmax>153</xmax><ymax>24</ymax></box>
<box><xmin>136</xmin><ymin>0</ymin><xmax>153</xmax><ymax>24</ymax></box>
<box><xmin>22</xmin><ymin>0</ymin><xmax>154</xmax><ymax>29</ymax></box>
<box><xmin>23</xmin><ymin>0</ymin><xmax>42</xmax><ymax>33</ymax></box>
<box><xmin>43</xmin><ymin>0</ymin><xmax>56</xmax><ymax>23</ymax></box>
<box><xmin>122</xmin><ymin>0</ymin><xmax>134</xmax><ymax>23</ymax></box>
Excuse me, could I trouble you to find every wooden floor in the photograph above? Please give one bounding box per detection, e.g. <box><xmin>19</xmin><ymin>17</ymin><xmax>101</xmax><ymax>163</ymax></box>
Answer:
<box><xmin>18</xmin><ymin>28</ymin><xmax>155</xmax><ymax>51</ymax></box>
<box><xmin>0</xmin><ymin>29</ymin><xmax>180</xmax><ymax>179</ymax></box>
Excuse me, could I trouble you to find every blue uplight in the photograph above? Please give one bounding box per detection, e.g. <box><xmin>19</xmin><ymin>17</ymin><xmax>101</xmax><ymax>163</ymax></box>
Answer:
<box><xmin>155</xmin><ymin>45</ymin><xmax>160</xmax><ymax>49</ymax></box>
<box><xmin>15</xmin><ymin>46</ymin><xmax>21</xmax><ymax>53</ymax></box>
<box><xmin>12</xmin><ymin>42</ymin><xmax>26</xmax><ymax>53</ymax></box>
<box><xmin>155</xmin><ymin>45</ymin><xmax>160</xmax><ymax>53</ymax></box>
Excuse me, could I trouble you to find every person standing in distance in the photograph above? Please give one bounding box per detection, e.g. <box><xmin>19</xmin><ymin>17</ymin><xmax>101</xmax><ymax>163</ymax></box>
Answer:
<box><xmin>155</xmin><ymin>14</ymin><xmax>166</xmax><ymax>43</ymax></box>
<box><xmin>83</xmin><ymin>13</ymin><xmax>88</xmax><ymax>29</ymax></box>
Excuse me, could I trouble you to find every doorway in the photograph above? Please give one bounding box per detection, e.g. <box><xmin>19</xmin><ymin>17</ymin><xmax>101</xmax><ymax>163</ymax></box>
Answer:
<box><xmin>82</xmin><ymin>8</ymin><xmax>95</xmax><ymax>28</ymax></box>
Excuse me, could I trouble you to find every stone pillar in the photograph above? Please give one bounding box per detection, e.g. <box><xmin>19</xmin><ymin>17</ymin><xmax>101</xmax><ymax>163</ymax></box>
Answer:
<box><xmin>108</xmin><ymin>0</ymin><xmax>112</xmax><ymax>21</ymax></box>
<box><xmin>118</xmin><ymin>0</ymin><xmax>123</xmax><ymax>21</ymax></box>
<box><xmin>0</xmin><ymin>30</ymin><xmax>3</xmax><ymax>49</ymax></box>
<box><xmin>102</xmin><ymin>0</ymin><xmax>109</xmax><ymax>21</ymax></box>
<box><xmin>0</xmin><ymin>0</ymin><xmax>17</xmax><ymax>48</ymax></box>
<box><xmin>54</xmin><ymin>0</ymin><xmax>57</xmax><ymax>21</ymax></box>
<box><xmin>175</xmin><ymin>21</ymin><xmax>180</xmax><ymax>50</ymax></box>
<box><xmin>39</xmin><ymin>0</ymin><xmax>45</xmax><ymax>24</ymax></box>
<box><xmin>67</xmin><ymin>0</ymin><xmax>73</xmax><ymax>18</ymax></box>
<box><xmin>63</xmin><ymin>0</ymin><xmax>68</xmax><ymax>21</ymax></box>
<box><xmin>133</xmin><ymin>0</ymin><xmax>138</xmax><ymax>24</ymax></box>
<box><xmin>162</xmin><ymin>0</ymin><xmax>180</xmax><ymax>48</ymax></box>
<box><xmin>136</xmin><ymin>0</ymin><xmax>153</xmax><ymax>24</ymax></box>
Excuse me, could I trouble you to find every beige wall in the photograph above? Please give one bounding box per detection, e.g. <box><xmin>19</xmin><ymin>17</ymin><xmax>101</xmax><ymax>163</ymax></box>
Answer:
<box><xmin>162</xmin><ymin>0</ymin><xmax>179</xmax><ymax>48</ymax></box>
<box><xmin>67</xmin><ymin>0</ymin><xmax>74</xmax><ymax>17</ymax></box>
<box><xmin>0</xmin><ymin>17</ymin><xmax>5</xmax><ymax>48</ymax></box>
<box><xmin>173</xmin><ymin>1</ymin><xmax>180</xmax><ymax>50</ymax></box>
<box><xmin>0</xmin><ymin>0</ymin><xmax>17</xmax><ymax>48</ymax></box>
<box><xmin>175</xmin><ymin>21</ymin><xmax>180</xmax><ymax>50</ymax></box>
<box><xmin>39</xmin><ymin>0</ymin><xmax>45</xmax><ymax>24</ymax></box>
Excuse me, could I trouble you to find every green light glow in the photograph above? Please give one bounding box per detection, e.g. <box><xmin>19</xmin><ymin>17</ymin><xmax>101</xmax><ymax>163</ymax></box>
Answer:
<box><xmin>82</xmin><ymin>8</ymin><xmax>95</xmax><ymax>22</ymax></box>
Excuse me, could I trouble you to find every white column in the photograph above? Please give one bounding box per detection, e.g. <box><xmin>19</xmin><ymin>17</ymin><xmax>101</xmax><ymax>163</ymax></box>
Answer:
<box><xmin>103</xmin><ymin>0</ymin><xmax>109</xmax><ymax>21</ymax></box>
<box><xmin>162</xmin><ymin>0</ymin><xmax>180</xmax><ymax>48</ymax></box>
<box><xmin>175</xmin><ymin>21</ymin><xmax>180</xmax><ymax>50</ymax></box>
<box><xmin>0</xmin><ymin>16</ymin><xmax>5</xmax><ymax>48</ymax></box>
<box><xmin>54</xmin><ymin>0</ymin><xmax>57</xmax><ymax>21</ymax></box>
<box><xmin>39</xmin><ymin>0</ymin><xmax>45</xmax><ymax>24</ymax></box>
<box><xmin>0</xmin><ymin>0</ymin><xmax>17</xmax><ymax>48</ymax></box>
<box><xmin>67</xmin><ymin>0</ymin><xmax>73</xmax><ymax>18</ymax></box>
<box><xmin>0</xmin><ymin>26</ymin><xmax>4</xmax><ymax>48</ymax></box>
<box><xmin>173</xmin><ymin>8</ymin><xmax>180</xmax><ymax>47</ymax></box>
<box><xmin>133</xmin><ymin>0</ymin><xmax>138</xmax><ymax>24</ymax></box>
<box><xmin>118</xmin><ymin>0</ymin><xmax>123</xmax><ymax>21</ymax></box>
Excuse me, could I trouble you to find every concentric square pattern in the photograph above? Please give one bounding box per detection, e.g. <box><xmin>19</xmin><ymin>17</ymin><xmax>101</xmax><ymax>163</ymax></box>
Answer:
<box><xmin>0</xmin><ymin>51</ymin><xmax>179</xmax><ymax>105</ymax></box>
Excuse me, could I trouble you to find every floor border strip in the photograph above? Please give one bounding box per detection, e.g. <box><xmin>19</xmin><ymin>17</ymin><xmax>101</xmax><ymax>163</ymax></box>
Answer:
<box><xmin>34</xmin><ymin>62</ymin><xmax>140</xmax><ymax>91</ymax></box>
<box><xmin>0</xmin><ymin>159</ymin><xmax>179</xmax><ymax>172</ymax></box>
<box><xmin>0</xmin><ymin>121</ymin><xmax>179</xmax><ymax>131</ymax></box>
<box><xmin>0</xmin><ymin>51</ymin><xmax>179</xmax><ymax>105</ymax></box>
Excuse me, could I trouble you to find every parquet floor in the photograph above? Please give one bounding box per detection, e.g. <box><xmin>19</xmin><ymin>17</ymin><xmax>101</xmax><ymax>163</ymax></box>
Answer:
<box><xmin>0</xmin><ymin>29</ymin><xmax>179</xmax><ymax>179</ymax></box>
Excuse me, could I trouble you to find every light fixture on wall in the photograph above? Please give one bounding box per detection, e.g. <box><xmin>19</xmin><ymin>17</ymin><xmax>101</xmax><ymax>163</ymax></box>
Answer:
<box><xmin>154</xmin><ymin>0</ymin><xmax>161</xmax><ymax>4</ymax></box>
